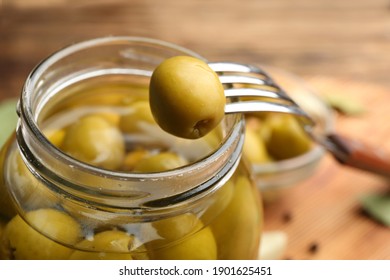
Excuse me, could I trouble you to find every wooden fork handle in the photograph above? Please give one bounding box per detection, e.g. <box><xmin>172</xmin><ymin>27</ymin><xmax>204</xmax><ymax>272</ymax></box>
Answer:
<box><xmin>327</xmin><ymin>133</ymin><xmax>390</xmax><ymax>178</ymax></box>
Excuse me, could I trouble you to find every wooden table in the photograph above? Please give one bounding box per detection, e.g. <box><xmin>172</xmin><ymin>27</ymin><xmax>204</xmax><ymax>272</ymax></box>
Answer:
<box><xmin>1</xmin><ymin>0</ymin><xmax>390</xmax><ymax>259</ymax></box>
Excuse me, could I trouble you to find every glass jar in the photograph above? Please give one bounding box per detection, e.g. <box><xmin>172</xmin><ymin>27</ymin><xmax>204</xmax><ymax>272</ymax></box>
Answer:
<box><xmin>0</xmin><ymin>36</ymin><xmax>263</xmax><ymax>260</ymax></box>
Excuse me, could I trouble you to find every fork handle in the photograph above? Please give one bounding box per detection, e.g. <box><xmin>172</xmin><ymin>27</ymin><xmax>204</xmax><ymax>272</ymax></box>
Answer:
<box><xmin>327</xmin><ymin>133</ymin><xmax>390</xmax><ymax>178</ymax></box>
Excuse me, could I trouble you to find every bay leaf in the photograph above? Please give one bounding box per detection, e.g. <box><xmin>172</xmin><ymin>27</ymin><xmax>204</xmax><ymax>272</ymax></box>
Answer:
<box><xmin>361</xmin><ymin>193</ymin><xmax>390</xmax><ymax>227</ymax></box>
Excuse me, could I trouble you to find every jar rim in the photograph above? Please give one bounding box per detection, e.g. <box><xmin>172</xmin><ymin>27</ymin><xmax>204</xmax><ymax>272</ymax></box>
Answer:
<box><xmin>17</xmin><ymin>36</ymin><xmax>245</xmax><ymax>210</ymax></box>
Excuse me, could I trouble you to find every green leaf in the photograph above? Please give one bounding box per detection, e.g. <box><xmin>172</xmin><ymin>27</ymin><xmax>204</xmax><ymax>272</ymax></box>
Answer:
<box><xmin>361</xmin><ymin>193</ymin><xmax>390</xmax><ymax>227</ymax></box>
<box><xmin>0</xmin><ymin>99</ymin><xmax>18</xmax><ymax>148</ymax></box>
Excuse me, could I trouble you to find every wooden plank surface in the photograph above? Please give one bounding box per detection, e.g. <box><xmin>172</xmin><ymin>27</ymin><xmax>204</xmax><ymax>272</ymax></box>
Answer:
<box><xmin>1</xmin><ymin>0</ymin><xmax>390</xmax><ymax>259</ymax></box>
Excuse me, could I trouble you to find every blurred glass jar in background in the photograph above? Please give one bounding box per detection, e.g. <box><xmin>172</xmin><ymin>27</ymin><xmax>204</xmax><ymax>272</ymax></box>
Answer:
<box><xmin>242</xmin><ymin>66</ymin><xmax>334</xmax><ymax>203</ymax></box>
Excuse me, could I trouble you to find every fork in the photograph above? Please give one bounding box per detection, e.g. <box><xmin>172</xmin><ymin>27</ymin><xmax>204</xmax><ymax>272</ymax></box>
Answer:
<box><xmin>209</xmin><ymin>61</ymin><xmax>390</xmax><ymax>178</ymax></box>
<box><xmin>209</xmin><ymin>62</ymin><xmax>315</xmax><ymax>129</ymax></box>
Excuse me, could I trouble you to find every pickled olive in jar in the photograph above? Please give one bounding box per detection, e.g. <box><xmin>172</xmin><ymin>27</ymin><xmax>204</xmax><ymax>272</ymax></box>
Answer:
<box><xmin>0</xmin><ymin>208</ymin><xmax>82</xmax><ymax>260</ymax></box>
<box><xmin>92</xmin><ymin>112</ymin><xmax>121</xmax><ymax>127</ymax></box>
<box><xmin>0</xmin><ymin>37</ymin><xmax>262</xmax><ymax>260</ymax></box>
<box><xmin>69</xmin><ymin>230</ymin><xmax>147</xmax><ymax>260</ymax></box>
<box><xmin>145</xmin><ymin>213</ymin><xmax>217</xmax><ymax>260</ymax></box>
<box><xmin>119</xmin><ymin>100</ymin><xmax>155</xmax><ymax>133</ymax></box>
<box><xmin>210</xmin><ymin>173</ymin><xmax>263</xmax><ymax>260</ymax></box>
<box><xmin>133</xmin><ymin>152</ymin><xmax>188</xmax><ymax>172</ymax></box>
<box><xmin>243</xmin><ymin>125</ymin><xmax>271</xmax><ymax>164</ymax></box>
<box><xmin>0</xmin><ymin>149</ymin><xmax>59</xmax><ymax>218</ymax></box>
<box><xmin>121</xmin><ymin>148</ymin><xmax>150</xmax><ymax>171</ymax></box>
<box><xmin>201</xmin><ymin>180</ymin><xmax>234</xmax><ymax>224</ymax></box>
<box><xmin>150</xmin><ymin>213</ymin><xmax>202</xmax><ymax>241</ymax></box>
<box><xmin>149</xmin><ymin>56</ymin><xmax>225</xmax><ymax>139</ymax></box>
<box><xmin>151</xmin><ymin>227</ymin><xmax>217</xmax><ymax>260</ymax></box>
<box><xmin>43</xmin><ymin>129</ymin><xmax>66</xmax><ymax>148</ymax></box>
<box><xmin>61</xmin><ymin>115</ymin><xmax>125</xmax><ymax>170</ymax></box>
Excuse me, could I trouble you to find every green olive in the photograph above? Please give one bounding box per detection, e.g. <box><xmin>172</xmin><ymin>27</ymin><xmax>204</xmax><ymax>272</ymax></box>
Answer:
<box><xmin>152</xmin><ymin>213</ymin><xmax>202</xmax><ymax>241</ymax></box>
<box><xmin>149</xmin><ymin>56</ymin><xmax>225</xmax><ymax>139</ymax></box>
<box><xmin>121</xmin><ymin>148</ymin><xmax>150</xmax><ymax>171</ymax></box>
<box><xmin>69</xmin><ymin>230</ymin><xmax>139</xmax><ymax>260</ymax></box>
<box><xmin>133</xmin><ymin>151</ymin><xmax>188</xmax><ymax>172</ymax></box>
<box><xmin>92</xmin><ymin>112</ymin><xmax>121</xmax><ymax>127</ymax></box>
<box><xmin>1</xmin><ymin>208</ymin><xmax>82</xmax><ymax>259</ymax></box>
<box><xmin>264</xmin><ymin>114</ymin><xmax>312</xmax><ymax>160</ymax></box>
<box><xmin>146</xmin><ymin>213</ymin><xmax>217</xmax><ymax>260</ymax></box>
<box><xmin>119</xmin><ymin>100</ymin><xmax>156</xmax><ymax>133</ymax></box>
<box><xmin>2</xmin><ymin>150</ymin><xmax>59</xmax><ymax>215</ymax></box>
<box><xmin>62</xmin><ymin>115</ymin><xmax>125</xmax><ymax>170</ymax></box>
<box><xmin>243</xmin><ymin>124</ymin><xmax>271</xmax><ymax>164</ymax></box>
<box><xmin>44</xmin><ymin>129</ymin><xmax>66</xmax><ymax>148</ymax></box>
<box><xmin>201</xmin><ymin>179</ymin><xmax>234</xmax><ymax>224</ymax></box>
<box><xmin>151</xmin><ymin>226</ymin><xmax>216</xmax><ymax>260</ymax></box>
<box><xmin>210</xmin><ymin>175</ymin><xmax>262</xmax><ymax>259</ymax></box>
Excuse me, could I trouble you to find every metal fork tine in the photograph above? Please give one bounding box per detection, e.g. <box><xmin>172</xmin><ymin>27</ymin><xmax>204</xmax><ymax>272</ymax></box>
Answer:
<box><xmin>225</xmin><ymin>100</ymin><xmax>315</xmax><ymax>127</ymax></box>
<box><xmin>229</xmin><ymin>88</ymin><xmax>295</xmax><ymax>105</ymax></box>
<box><xmin>211</xmin><ymin>63</ymin><xmax>275</xmax><ymax>85</ymax></box>
<box><xmin>210</xmin><ymin>62</ymin><xmax>276</xmax><ymax>86</ymax></box>
<box><xmin>219</xmin><ymin>75</ymin><xmax>268</xmax><ymax>86</ymax></box>
<box><xmin>225</xmin><ymin>100</ymin><xmax>300</xmax><ymax>115</ymax></box>
<box><xmin>210</xmin><ymin>62</ymin><xmax>297</xmax><ymax>103</ymax></box>
<box><xmin>209</xmin><ymin>61</ymin><xmax>315</xmax><ymax>127</ymax></box>
<box><xmin>224</xmin><ymin>87</ymin><xmax>286</xmax><ymax>101</ymax></box>
<box><xmin>209</xmin><ymin>62</ymin><xmax>268</xmax><ymax>76</ymax></box>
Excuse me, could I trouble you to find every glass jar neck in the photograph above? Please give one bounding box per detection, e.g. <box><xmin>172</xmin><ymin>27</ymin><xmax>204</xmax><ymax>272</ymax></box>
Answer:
<box><xmin>16</xmin><ymin>36</ymin><xmax>245</xmax><ymax>215</ymax></box>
